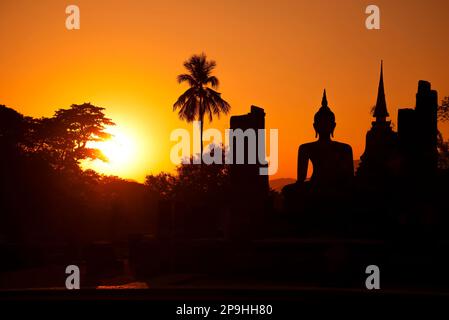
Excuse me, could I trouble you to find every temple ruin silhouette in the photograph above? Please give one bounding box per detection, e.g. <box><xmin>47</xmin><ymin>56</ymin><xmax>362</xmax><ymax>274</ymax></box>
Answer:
<box><xmin>357</xmin><ymin>61</ymin><xmax>438</xmax><ymax>180</ymax></box>
<box><xmin>357</xmin><ymin>61</ymin><xmax>399</xmax><ymax>180</ymax></box>
<box><xmin>229</xmin><ymin>105</ymin><xmax>269</xmax><ymax>196</ymax></box>
<box><xmin>228</xmin><ymin>106</ymin><xmax>269</xmax><ymax>238</ymax></box>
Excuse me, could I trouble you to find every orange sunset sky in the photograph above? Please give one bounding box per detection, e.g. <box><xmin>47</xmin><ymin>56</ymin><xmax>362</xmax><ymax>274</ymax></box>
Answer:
<box><xmin>1</xmin><ymin>0</ymin><xmax>448</xmax><ymax>182</ymax></box>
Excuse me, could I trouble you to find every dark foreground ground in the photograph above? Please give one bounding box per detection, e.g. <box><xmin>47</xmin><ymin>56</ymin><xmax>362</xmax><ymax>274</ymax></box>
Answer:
<box><xmin>1</xmin><ymin>286</ymin><xmax>447</xmax><ymax>318</ymax></box>
<box><xmin>2</xmin><ymin>237</ymin><xmax>449</xmax><ymax>316</ymax></box>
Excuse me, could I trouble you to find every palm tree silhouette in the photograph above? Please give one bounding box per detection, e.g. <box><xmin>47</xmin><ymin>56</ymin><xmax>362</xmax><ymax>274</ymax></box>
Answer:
<box><xmin>173</xmin><ymin>53</ymin><xmax>231</xmax><ymax>162</ymax></box>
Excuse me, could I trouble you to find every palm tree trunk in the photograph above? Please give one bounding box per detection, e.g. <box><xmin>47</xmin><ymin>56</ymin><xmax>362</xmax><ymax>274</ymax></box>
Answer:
<box><xmin>200</xmin><ymin>113</ymin><xmax>204</xmax><ymax>165</ymax></box>
<box><xmin>199</xmin><ymin>95</ymin><xmax>204</xmax><ymax>165</ymax></box>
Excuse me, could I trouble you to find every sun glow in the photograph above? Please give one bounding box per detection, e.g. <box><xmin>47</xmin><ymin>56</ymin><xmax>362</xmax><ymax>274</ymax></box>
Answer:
<box><xmin>84</xmin><ymin>126</ymin><xmax>138</xmax><ymax>179</ymax></box>
<box><xmin>98</xmin><ymin>131</ymin><xmax>134</xmax><ymax>165</ymax></box>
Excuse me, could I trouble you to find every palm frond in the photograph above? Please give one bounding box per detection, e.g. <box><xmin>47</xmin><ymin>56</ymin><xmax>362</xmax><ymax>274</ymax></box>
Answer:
<box><xmin>177</xmin><ymin>94</ymin><xmax>198</xmax><ymax>122</ymax></box>
<box><xmin>186</xmin><ymin>95</ymin><xmax>199</xmax><ymax>122</ymax></box>
<box><xmin>173</xmin><ymin>87</ymin><xmax>196</xmax><ymax>111</ymax></box>
<box><xmin>207</xmin><ymin>88</ymin><xmax>230</xmax><ymax>114</ymax></box>
<box><xmin>177</xmin><ymin>74</ymin><xmax>197</xmax><ymax>86</ymax></box>
<box><xmin>203</xmin><ymin>59</ymin><xmax>216</xmax><ymax>75</ymax></box>
<box><xmin>207</xmin><ymin>76</ymin><xmax>219</xmax><ymax>88</ymax></box>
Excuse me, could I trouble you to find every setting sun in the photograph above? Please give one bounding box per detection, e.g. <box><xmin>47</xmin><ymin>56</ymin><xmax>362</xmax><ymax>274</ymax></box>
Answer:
<box><xmin>83</xmin><ymin>126</ymin><xmax>137</xmax><ymax>178</ymax></box>
<box><xmin>97</xmin><ymin>128</ymin><xmax>134</xmax><ymax>165</ymax></box>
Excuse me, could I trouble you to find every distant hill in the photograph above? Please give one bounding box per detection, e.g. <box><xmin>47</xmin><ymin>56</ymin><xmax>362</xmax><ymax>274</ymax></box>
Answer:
<box><xmin>269</xmin><ymin>178</ymin><xmax>295</xmax><ymax>192</ymax></box>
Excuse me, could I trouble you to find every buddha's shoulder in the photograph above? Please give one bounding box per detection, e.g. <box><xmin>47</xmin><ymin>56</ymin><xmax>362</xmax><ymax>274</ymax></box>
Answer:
<box><xmin>332</xmin><ymin>141</ymin><xmax>353</xmax><ymax>152</ymax></box>
<box><xmin>298</xmin><ymin>142</ymin><xmax>315</xmax><ymax>151</ymax></box>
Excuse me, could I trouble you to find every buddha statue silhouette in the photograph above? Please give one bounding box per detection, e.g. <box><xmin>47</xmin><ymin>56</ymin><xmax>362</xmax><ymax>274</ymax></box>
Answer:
<box><xmin>282</xmin><ymin>90</ymin><xmax>354</xmax><ymax>219</ymax></box>
<box><xmin>297</xmin><ymin>89</ymin><xmax>354</xmax><ymax>188</ymax></box>
<box><xmin>282</xmin><ymin>90</ymin><xmax>354</xmax><ymax>232</ymax></box>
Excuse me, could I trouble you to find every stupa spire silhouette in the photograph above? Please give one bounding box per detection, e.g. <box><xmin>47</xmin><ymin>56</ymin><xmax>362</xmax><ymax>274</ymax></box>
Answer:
<box><xmin>373</xmin><ymin>60</ymin><xmax>389</xmax><ymax>122</ymax></box>
<box><xmin>357</xmin><ymin>61</ymin><xmax>398</xmax><ymax>179</ymax></box>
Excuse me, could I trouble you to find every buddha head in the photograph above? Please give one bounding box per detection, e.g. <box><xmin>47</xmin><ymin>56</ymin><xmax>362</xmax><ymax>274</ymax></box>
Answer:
<box><xmin>313</xmin><ymin>89</ymin><xmax>336</xmax><ymax>138</ymax></box>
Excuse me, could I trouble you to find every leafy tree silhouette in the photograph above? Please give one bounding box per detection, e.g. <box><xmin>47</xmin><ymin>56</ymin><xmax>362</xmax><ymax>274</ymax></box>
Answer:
<box><xmin>145</xmin><ymin>172</ymin><xmax>177</xmax><ymax>200</ymax></box>
<box><xmin>438</xmin><ymin>96</ymin><xmax>449</xmax><ymax>169</ymax></box>
<box><xmin>173</xmin><ymin>53</ymin><xmax>230</xmax><ymax>162</ymax></box>
<box><xmin>438</xmin><ymin>96</ymin><xmax>449</xmax><ymax>122</ymax></box>
<box><xmin>0</xmin><ymin>105</ymin><xmax>28</xmax><ymax>152</ymax></box>
<box><xmin>145</xmin><ymin>145</ymin><xmax>229</xmax><ymax>205</ymax></box>
<box><xmin>30</xmin><ymin>103</ymin><xmax>115</xmax><ymax>170</ymax></box>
